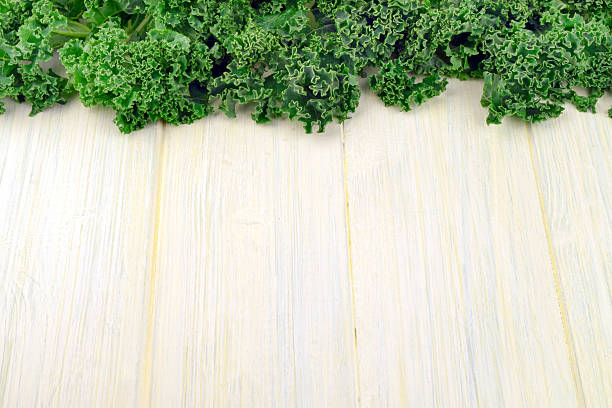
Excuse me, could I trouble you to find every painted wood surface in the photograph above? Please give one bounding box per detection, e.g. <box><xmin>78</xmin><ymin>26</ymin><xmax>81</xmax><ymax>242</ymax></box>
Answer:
<box><xmin>529</xmin><ymin>100</ymin><xmax>612</xmax><ymax>408</ymax></box>
<box><xmin>147</xmin><ymin>114</ymin><xmax>356</xmax><ymax>407</ymax></box>
<box><xmin>1</xmin><ymin>81</ymin><xmax>611</xmax><ymax>407</ymax></box>
<box><xmin>0</xmin><ymin>100</ymin><xmax>163</xmax><ymax>406</ymax></box>
<box><xmin>343</xmin><ymin>81</ymin><xmax>580</xmax><ymax>407</ymax></box>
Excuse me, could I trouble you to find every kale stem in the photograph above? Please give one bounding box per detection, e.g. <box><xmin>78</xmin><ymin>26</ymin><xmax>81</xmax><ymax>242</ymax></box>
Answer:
<box><xmin>127</xmin><ymin>14</ymin><xmax>152</xmax><ymax>39</ymax></box>
<box><xmin>71</xmin><ymin>20</ymin><xmax>91</xmax><ymax>31</ymax></box>
<box><xmin>51</xmin><ymin>30</ymin><xmax>90</xmax><ymax>37</ymax></box>
<box><xmin>52</xmin><ymin>21</ymin><xmax>91</xmax><ymax>38</ymax></box>
<box><xmin>312</xmin><ymin>23</ymin><xmax>336</xmax><ymax>34</ymax></box>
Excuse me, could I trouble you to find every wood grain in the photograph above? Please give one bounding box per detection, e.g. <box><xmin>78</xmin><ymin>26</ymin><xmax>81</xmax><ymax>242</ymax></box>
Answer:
<box><xmin>146</xmin><ymin>113</ymin><xmax>357</xmax><ymax>407</ymax></box>
<box><xmin>528</xmin><ymin>95</ymin><xmax>612</xmax><ymax>408</ymax></box>
<box><xmin>342</xmin><ymin>80</ymin><xmax>580</xmax><ymax>407</ymax></box>
<box><xmin>1</xmin><ymin>83</ymin><xmax>611</xmax><ymax>407</ymax></box>
<box><xmin>0</xmin><ymin>100</ymin><xmax>163</xmax><ymax>407</ymax></box>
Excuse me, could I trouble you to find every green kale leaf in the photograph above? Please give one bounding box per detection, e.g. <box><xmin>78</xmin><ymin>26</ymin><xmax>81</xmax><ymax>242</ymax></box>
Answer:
<box><xmin>0</xmin><ymin>0</ymin><xmax>610</xmax><ymax>132</ymax></box>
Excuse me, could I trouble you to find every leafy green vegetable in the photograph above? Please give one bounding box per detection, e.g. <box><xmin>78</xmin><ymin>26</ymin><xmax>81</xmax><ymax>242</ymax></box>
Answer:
<box><xmin>0</xmin><ymin>0</ymin><xmax>610</xmax><ymax>132</ymax></box>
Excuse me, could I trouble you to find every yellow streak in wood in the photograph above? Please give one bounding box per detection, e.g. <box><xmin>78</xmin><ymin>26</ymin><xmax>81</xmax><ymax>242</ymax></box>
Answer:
<box><xmin>182</xmin><ymin>289</ymin><xmax>191</xmax><ymax>406</ymax></box>
<box><xmin>412</xmin><ymin>136</ymin><xmax>436</xmax><ymax>408</ymax></box>
<box><xmin>54</xmin><ymin>113</ymin><xmax>96</xmax><ymax>408</ymax></box>
<box><xmin>288</xmin><ymin>130</ymin><xmax>299</xmax><ymax>406</ymax></box>
<box><xmin>139</xmin><ymin>129</ymin><xmax>166</xmax><ymax>407</ymax></box>
<box><xmin>1</xmin><ymin>299</ymin><xmax>16</xmax><ymax>405</ymax></box>
<box><xmin>526</xmin><ymin>127</ymin><xmax>586</xmax><ymax>408</ymax></box>
<box><xmin>341</xmin><ymin>124</ymin><xmax>361</xmax><ymax>408</ymax></box>
<box><xmin>55</xmin><ymin>226</ymin><xmax>84</xmax><ymax>408</ymax></box>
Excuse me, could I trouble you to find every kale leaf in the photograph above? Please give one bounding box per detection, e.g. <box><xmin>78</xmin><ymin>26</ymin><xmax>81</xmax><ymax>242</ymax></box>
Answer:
<box><xmin>0</xmin><ymin>0</ymin><xmax>610</xmax><ymax>132</ymax></box>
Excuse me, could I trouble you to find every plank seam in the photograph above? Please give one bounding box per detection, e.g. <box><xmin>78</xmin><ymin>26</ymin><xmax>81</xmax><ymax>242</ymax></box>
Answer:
<box><xmin>341</xmin><ymin>123</ymin><xmax>362</xmax><ymax>408</ymax></box>
<box><xmin>526</xmin><ymin>126</ymin><xmax>586</xmax><ymax>408</ymax></box>
<box><xmin>139</xmin><ymin>123</ymin><xmax>166</xmax><ymax>408</ymax></box>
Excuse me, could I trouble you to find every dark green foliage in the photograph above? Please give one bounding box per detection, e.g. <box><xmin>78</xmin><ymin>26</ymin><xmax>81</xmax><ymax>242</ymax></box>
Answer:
<box><xmin>60</xmin><ymin>20</ymin><xmax>213</xmax><ymax>132</ymax></box>
<box><xmin>0</xmin><ymin>0</ymin><xmax>610</xmax><ymax>132</ymax></box>
<box><xmin>0</xmin><ymin>0</ymin><xmax>72</xmax><ymax>115</ymax></box>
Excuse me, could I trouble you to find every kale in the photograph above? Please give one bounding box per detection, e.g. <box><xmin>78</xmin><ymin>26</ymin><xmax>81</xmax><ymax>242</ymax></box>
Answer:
<box><xmin>1</xmin><ymin>0</ymin><xmax>611</xmax><ymax>132</ymax></box>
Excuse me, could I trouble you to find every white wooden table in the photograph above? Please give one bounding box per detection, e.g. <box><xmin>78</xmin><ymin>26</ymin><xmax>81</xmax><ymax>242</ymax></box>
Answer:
<box><xmin>1</xmin><ymin>80</ymin><xmax>611</xmax><ymax>407</ymax></box>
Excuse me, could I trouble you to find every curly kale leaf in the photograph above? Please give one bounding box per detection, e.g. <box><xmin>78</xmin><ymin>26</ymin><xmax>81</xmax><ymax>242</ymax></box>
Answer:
<box><xmin>1</xmin><ymin>0</ymin><xmax>611</xmax><ymax>132</ymax></box>
<box><xmin>481</xmin><ymin>10</ymin><xmax>612</xmax><ymax>124</ymax></box>
<box><xmin>0</xmin><ymin>0</ymin><xmax>73</xmax><ymax>115</ymax></box>
<box><xmin>60</xmin><ymin>19</ymin><xmax>213</xmax><ymax>133</ymax></box>
<box><xmin>370</xmin><ymin>60</ymin><xmax>448</xmax><ymax>112</ymax></box>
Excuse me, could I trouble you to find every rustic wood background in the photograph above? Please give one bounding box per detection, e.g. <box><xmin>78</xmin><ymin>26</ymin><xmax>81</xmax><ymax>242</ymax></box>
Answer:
<box><xmin>1</xmin><ymin>80</ymin><xmax>611</xmax><ymax>407</ymax></box>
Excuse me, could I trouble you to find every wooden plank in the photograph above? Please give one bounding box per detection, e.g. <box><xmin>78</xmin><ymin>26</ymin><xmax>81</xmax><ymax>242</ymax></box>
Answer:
<box><xmin>147</xmin><ymin>112</ymin><xmax>357</xmax><ymax>407</ymax></box>
<box><xmin>343</xmin><ymin>80</ymin><xmax>579</xmax><ymax>407</ymax></box>
<box><xmin>0</xmin><ymin>100</ymin><xmax>162</xmax><ymax>407</ymax></box>
<box><xmin>528</xmin><ymin>96</ymin><xmax>612</xmax><ymax>408</ymax></box>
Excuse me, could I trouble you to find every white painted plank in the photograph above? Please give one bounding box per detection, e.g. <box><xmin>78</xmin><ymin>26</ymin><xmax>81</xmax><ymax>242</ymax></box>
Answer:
<box><xmin>3</xmin><ymin>81</ymin><xmax>610</xmax><ymax>408</ymax></box>
<box><xmin>147</xmin><ymin>112</ymin><xmax>357</xmax><ymax>407</ymax></box>
<box><xmin>0</xmin><ymin>100</ymin><xmax>162</xmax><ymax>407</ymax></box>
<box><xmin>529</xmin><ymin>96</ymin><xmax>612</xmax><ymax>408</ymax></box>
<box><xmin>343</xmin><ymin>80</ymin><xmax>579</xmax><ymax>407</ymax></box>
